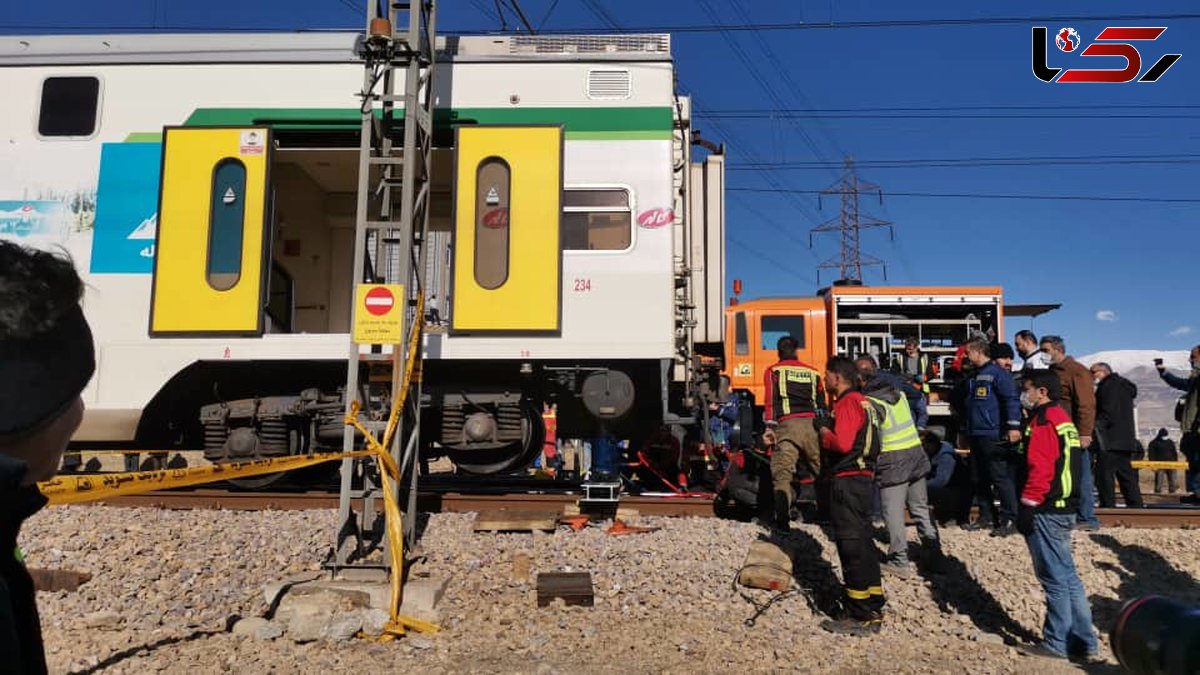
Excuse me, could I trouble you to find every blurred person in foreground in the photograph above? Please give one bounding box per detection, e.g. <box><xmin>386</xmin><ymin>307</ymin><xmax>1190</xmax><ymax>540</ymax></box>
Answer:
<box><xmin>1156</xmin><ymin>347</ymin><xmax>1200</xmax><ymax>500</ymax></box>
<box><xmin>1015</xmin><ymin>370</ymin><xmax>1099</xmax><ymax>664</ymax></box>
<box><xmin>0</xmin><ymin>240</ymin><xmax>96</xmax><ymax>674</ymax></box>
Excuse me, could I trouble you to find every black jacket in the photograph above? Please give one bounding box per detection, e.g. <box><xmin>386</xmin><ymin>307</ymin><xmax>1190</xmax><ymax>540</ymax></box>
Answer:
<box><xmin>1148</xmin><ymin>434</ymin><xmax>1178</xmax><ymax>461</ymax></box>
<box><xmin>0</xmin><ymin>455</ymin><xmax>49</xmax><ymax>675</ymax></box>
<box><xmin>1095</xmin><ymin>373</ymin><xmax>1138</xmax><ymax>452</ymax></box>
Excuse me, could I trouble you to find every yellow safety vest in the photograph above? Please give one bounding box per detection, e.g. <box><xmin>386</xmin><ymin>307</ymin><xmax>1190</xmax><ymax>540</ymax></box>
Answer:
<box><xmin>867</xmin><ymin>394</ymin><xmax>921</xmax><ymax>453</ymax></box>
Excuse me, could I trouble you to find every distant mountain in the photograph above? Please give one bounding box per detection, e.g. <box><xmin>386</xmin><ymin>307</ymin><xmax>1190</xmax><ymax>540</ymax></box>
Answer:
<box><xmin>1078</xmin><ymin>350</ymin><xmax>1192</xmax><ymax>444</ymax></box>
<box><xmin>1078</xmin><ymin>350</ymin><xmax>1189</xmax><ymax>375</ymax></box>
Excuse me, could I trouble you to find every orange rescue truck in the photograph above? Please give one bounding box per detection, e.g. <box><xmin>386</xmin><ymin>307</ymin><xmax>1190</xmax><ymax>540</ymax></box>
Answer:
<box><xmin>722</xmin><ymin>280</ymin><xmax>1057</xmax><ymax>431</ymax></box>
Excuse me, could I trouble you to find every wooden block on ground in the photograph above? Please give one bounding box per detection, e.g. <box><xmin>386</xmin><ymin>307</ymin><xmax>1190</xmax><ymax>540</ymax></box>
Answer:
<box><xmin>737</xmin><ymin>541</ymin><xmax>793</xmax><ymax>591</ymax></box>
<box><xmin>473</xmin><ymin>510</ymin><xmax>560</xmax><ymax>532</ymax></box>
<box><xmin>536</xmin><ymin>572</ymin><xmax>593</xmax><ymax>607</ymax></box>
<box><xmin>28</xmin><ymin>568</ymin><xmax>92</xmax><ymax>593</ymax></box>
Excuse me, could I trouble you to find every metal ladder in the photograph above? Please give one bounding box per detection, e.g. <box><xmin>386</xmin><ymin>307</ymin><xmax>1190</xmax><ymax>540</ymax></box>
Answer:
<box><xmin>332</xmin><ymin>0</ymin><xmax>437</xmax><ymax>571</ymax></box>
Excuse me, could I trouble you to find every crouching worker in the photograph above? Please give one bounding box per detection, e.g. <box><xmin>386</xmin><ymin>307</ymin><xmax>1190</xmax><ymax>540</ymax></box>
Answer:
<box><xmin>0</xmin><ymin>240</ymin><xmax>96</xmax><ymax>674</ymax></box>
<box><xmin>817</xmin><ymin>356</ymin><xmax>885</xmax><ymax>636</ymax></box>
<box><xmin>858</xmin><ymin>366</ymin><xmax>941</xmax><ymax>577</ymax></box>
<box><xmin>1015</xmin><ymin>370</ymin><xmax>1099</xmax><ymax>663</ymax></box>
<box><xmin>922</xmin><ymin>429</ymin><xmax>972</xmax><ymax>527</ymax></box>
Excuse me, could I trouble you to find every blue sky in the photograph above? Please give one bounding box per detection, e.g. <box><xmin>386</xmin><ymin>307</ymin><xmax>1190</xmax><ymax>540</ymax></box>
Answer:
<box><xmin>5</xmin><ymin>0</ymin><xmax>1198</xmax><ymax>356</ymax></box>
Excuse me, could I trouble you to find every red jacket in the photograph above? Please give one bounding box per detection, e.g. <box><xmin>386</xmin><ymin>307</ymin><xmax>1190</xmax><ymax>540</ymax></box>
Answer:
<box><xmin>1020</xmin><ymin>403</ymin><xmax>1083</xmax><ymax>513</ymax></box>
<box><xmin>820</xmin><ymin>390</ymin><xmax>876</xmax><ymax>478</ymax></box>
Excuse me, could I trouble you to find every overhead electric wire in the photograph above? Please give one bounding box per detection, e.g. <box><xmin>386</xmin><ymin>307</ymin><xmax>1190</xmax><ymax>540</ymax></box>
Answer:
<box><xmin>726</xmin><ymin>0</ymin><xmax>846</xmax><ymax>162</ymax></box>
<box><xmin>696</xmin><ymin>0</ymin><xmax>836</xmax><ymax>181</ymax></box>
<box><xmin>503</xmin><ymin>0</ymin><xmax>536</xmax><ymax>33</ymax></box>
<box><xmin>333</xmin><ymin>0</ymin><xmax>361</xmax><ymax>18</ymax></box>
<box><xmin>728</xmin><ymin>153</ymin><xmax>1200</xmax><ymax>170</ymax></box>
<box><xmin>461</xmin><ymin>12</ymin><xmax>1200</xmax><ymax>35</ymax></box>
<box><xmin>691</xmin><ymin>0</ymin><xmax>829</xmax><ymax>222</ymax></box>
<box><xmin>468</xmin><ymin>0</ymin><xmax>501</xmax><ymax>24</ymax></box>
<box><xmin>537</xmin><ymin>0</ymin><xmax>561</xmax><ymax>32</ymax></box>
<box><xmin>492</xmin><ymin>0</ymin><xmax>509</xmax><ymax>31</ymax></box>
<box><xmin>9</xmin><ymin>11</ymin><xmax>1200</xmax><ymax>33</ymax></box>
<box><xmin>729</xmin><ymin>237</ymin><xmax>816</xmax><ymax>286</ymax></box>
<box><xmin>579</xmin><ymin>0</ymin><xmax>623</xmax><ymax>33</ymax></box>
<box><xmin>702</xmin><ymin>112</ymin><xmax>1200</xmax><ymax>120</ymax></box>
<box><xmin>728</xmin><ymin>188</ymin><xmax>1200</xmax><ymax>204</ymax></box>
<box><xmin>708</xmin><ymin>104</ymin><xmax>1200</xmax><ymax>113</ymax></box>
<box><xmin>729</xmin><ymin>193</ymin><xmax>820</xmax><ymax>263</ymax></box>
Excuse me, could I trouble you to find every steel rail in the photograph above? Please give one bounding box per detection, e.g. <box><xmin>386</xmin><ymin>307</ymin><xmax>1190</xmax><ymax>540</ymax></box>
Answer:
<box><xmin>68</xmin><ymin>490</ymin><xmax>1200</xmax><ymax>527</ymax></box>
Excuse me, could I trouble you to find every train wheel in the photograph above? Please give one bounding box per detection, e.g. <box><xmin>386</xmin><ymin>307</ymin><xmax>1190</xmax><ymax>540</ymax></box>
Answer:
<box><xmin>221</xmin><ymin>425</ymin><xmax>302</xmax><ymax>490</ymax></box>
<box><xmin>445</xmin><ymin>398</ymin><xmax>545</xmax><ymax>475</ymax></box>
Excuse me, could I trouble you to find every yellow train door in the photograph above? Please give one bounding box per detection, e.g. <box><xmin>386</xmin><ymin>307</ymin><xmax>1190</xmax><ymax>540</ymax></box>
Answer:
<box><xmin>149</xmin><ymin>127</ymin><xmax>273</xmax><ymax>336</ymax></box>
<box><xmin>450</xmin><ymin>125</ymin><xmax>562</xmax><ymax>334</ymax></box>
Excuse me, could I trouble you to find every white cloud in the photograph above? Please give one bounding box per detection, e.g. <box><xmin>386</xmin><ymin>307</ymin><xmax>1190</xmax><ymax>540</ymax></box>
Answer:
<box><xmin>1095</xmin><ymin>310</ymin><xmax>1118</xmax><ymax>322</ymax></box>
<box><xmin>1169</xmin><ymin>325</ymin><xmax>1194</xmax><ymax>337</ymax></box>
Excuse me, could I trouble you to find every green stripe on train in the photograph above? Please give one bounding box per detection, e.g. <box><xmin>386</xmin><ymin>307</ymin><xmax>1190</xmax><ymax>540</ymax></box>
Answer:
<box><xmin>182</xmin><ymin>107</ymin><xmax>673</xmax><ymax>139</ymax></box>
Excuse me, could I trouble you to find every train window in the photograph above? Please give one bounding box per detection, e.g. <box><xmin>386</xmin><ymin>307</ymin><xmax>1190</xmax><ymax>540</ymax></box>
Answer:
<box><xmin>38</xmin><ymin>76</ymin><xmax>101</xmax><ymax>137</ymax></box>
<box><xmin>206</xmin><ymin>159</ymin><xmax>247</xmax><ymax>291</ymax></box>
<box><xmin>734</xmin><ymin>312</ymin><xmax>749</xmax><ymax>355</ymax></box>
<box><xmin>563</xmin><ymin>188</ymin><xmax>631</xmax><ymax>251</ymax></box>
<box><xmin>474</xmin><ymin>157</ymin><xmax>511</xmax><ymax>289</ymax></box>
<box><xmin>761</xmin><ymin>315</ymin><xmax>805</xmax><ymax>350</ymax></box>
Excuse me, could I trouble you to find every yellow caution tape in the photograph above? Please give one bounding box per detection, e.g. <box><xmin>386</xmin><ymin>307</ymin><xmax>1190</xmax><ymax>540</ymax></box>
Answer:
<box><xmin>35</xmin><ymin>296</ymin><xmax>439</xmax><ymax>639</ymax></box>
<box><xmin>38</xmin><ymin>450</ymin><xmax>372</xmax><ymax>505</ymax></box>
<box><xmin>1131</xmin><ymin>460</ymin><xmax>1189</xmax><ymax>471</ymax></box>
<box><xmin>341</xmin><ymin>294</ymin><xmax>437</xmax><ymax>639</ymax></box>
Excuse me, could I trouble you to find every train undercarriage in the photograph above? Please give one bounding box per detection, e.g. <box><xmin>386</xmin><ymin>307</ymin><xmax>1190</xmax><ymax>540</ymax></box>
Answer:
<box><xmin>141</xmin><ymin>357</ymin><xmax>716</xmax><ymax>488</ymax></box>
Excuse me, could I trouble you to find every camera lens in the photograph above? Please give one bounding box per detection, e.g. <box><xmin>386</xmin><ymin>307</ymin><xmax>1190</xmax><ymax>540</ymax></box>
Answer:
<box><xmin>1112</xmin><ymin>595</ymin><xmax>1200</xmax><ymax>675</ymax></box>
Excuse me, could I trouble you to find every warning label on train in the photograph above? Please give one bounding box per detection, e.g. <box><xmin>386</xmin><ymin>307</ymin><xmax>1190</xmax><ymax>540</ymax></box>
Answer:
<box><xmin>353</xmin><ymin>283</ymin><xmax>405</xmax><ymax>344</ymax></box>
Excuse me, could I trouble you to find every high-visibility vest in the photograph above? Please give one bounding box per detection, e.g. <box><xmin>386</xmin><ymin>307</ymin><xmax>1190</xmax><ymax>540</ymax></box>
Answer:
<box><xmin>867</xmin><ymin>394</ymin><xmax>922</xmax><ymax>453</ymax></box>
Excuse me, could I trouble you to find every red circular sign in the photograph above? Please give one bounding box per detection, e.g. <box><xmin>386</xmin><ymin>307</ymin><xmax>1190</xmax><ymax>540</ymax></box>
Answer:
<box><xmin>364</xmin><ymin>286</ymin><xmax>394</xmax><ymax>316</ymax></box>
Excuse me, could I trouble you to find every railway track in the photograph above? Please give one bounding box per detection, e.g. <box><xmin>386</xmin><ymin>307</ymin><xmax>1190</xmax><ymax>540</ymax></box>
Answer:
<box><xmin>81</xmin><ymin>489</ymin><xmax>719</xmax><ymax>518</ymax></box>
<box><xmin>75</xmin><ymin>489</ymin><xmax>1200</xmax><ymax>527</ymax></box>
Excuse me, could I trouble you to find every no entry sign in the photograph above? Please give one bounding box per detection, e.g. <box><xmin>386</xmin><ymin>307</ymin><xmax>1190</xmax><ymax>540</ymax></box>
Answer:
<box><xmin>353</xmin><ymin>283</ymin><xmax>405</xmax><ymax>345</ymax></box>
<box><xmin>364</xmin><ymin>286</ymin><xmax>395</xmax><ymax>316</ymax></box>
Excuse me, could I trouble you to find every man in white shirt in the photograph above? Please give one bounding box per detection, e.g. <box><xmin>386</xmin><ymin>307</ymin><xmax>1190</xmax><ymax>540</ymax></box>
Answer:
<box><xmin>1015</xmin><ymin>330</ymin><xmax>1050</xmax><ymax>372</ymax></box>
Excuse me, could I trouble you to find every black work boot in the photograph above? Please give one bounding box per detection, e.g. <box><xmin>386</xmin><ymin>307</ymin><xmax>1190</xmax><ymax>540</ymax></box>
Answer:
<box><xmin>820</xmin><ymin>615</ymin><xmax>883</xmax><ymax>636</ymax></box>
<box><xmin>773</xmin><ymin>490</ymin><xmax>792</xmax><ymax>534</ymax></box>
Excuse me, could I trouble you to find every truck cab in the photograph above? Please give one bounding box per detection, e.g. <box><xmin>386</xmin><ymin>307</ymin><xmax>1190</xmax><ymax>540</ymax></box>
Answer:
<box><xmin>723</xmin><ymin>284</ymin><xmax>1005</xmax><ymax>427</ymax></box>
<box><xmin>724</xmin><ymin>296</ymin><xmax>829</xmax><ymax>399</ymax></box>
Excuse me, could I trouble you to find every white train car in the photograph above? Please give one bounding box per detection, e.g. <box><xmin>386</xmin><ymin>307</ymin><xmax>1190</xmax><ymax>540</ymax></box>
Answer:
<box><xmin>0</xmin><ymin>31</ymin><xmax>726</xmax><ymax>474</ymax></box>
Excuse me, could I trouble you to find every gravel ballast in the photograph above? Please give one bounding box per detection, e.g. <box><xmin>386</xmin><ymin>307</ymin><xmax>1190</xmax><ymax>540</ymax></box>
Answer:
<box><xmin>22</xmin><ymin>506</ymin><xmax>1200</xmax><ymax>673</ymax></box>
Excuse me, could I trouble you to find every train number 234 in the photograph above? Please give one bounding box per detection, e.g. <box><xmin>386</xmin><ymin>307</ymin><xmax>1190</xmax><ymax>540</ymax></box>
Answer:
<box><xmin>572</xmin><ymin>278</ymin><xmax>592</xmax><ymax>292</ymax></box>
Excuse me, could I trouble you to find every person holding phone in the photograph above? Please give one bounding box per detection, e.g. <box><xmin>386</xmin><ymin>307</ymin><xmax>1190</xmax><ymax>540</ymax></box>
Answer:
<box><xmin>1157</xmin><ymin>347</ymin><xmax>1200</xmax><ymax>498</ymax></box>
